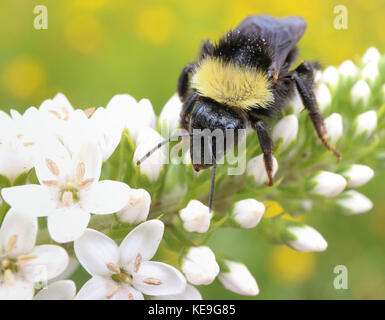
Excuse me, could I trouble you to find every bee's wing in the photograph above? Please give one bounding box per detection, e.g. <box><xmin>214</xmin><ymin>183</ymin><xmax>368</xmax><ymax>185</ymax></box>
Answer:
<box><xmin>236</xmin><ymin>15</ymin><xmax>306</xmax><ymax>71</ymax></box>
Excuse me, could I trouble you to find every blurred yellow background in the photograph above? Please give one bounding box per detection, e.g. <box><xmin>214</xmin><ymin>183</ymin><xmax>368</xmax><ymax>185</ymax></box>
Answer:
<box><xmin>1</xmin><ymin>0</ymin><xmax>385</xmax><ymax>299</ymax></box>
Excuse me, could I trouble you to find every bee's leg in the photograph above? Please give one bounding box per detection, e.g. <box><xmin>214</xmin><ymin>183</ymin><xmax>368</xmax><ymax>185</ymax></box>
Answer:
<box><xmin>292</xmin><ymin>62</ymin><xmax>341</xmax><ymax>160</ymax></box>
<box><xmin>177</xmin><ymin>63</ymin><xmax>196</xmax><ymax>102</ymax></box>
<box><xmin>180</xmin><ymin>92</ymin><xmax>198</xmax><ymax>131</ymax></box>
<box><xmin>252</xmin><ymin>119</ymin><xmax>274</xmax><ymax>186</ymax></box>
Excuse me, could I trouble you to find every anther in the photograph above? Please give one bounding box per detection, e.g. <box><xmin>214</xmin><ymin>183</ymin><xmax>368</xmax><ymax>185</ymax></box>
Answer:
<box><xmin>46</xmin><ymin>158</ymin><xmax>60</xmax><ymax>176</ymax></box>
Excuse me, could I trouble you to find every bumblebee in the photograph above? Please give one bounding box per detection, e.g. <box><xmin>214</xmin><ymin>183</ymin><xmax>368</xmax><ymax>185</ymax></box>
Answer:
<box><xmin>137</xmin><ymin>15</ymin><xmax>341</xmax><ymax>211</ymax></box>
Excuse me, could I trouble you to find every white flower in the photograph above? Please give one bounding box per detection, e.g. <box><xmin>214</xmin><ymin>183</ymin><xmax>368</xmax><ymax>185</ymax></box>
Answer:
<box><xmin>351</xmin><ymin>80</ymin><xmax>370</xmax><ymax>106</ymax></box>
<box><xmin>337</xmin><ymin>190</ymin><xmax>373</xmax><ymax>215</ymax></box>
<box><xmin>322</xmin><ymin>66</ymin><xmax>339</xmax><ymax>88</ymax></box>
<box><xmin>362</xmin><ymin>47</ymin><xmax>381</xmax><ymax>65</ymax></box>
<box><xmin>247</xmin><ymin>154</ymin><xmax>278</xmax><ymax>185</ymax></box>
<box><xmin>324</xmin><ymin>113</ymin><xmax>343</xmax><ymax>145</ymax></box>
<box><xmin>159</xmin><ymin>94</ymin><xmax>183</xmax><ymax>137</ymax></box>
<box><xmin>89</xmin><ymin>106</ymin><xmax>126</xmax><ymax>162</ymax></box>
<box><xmin>0</xmin><ymin>108</ymin><xmax>53</xmax><ymax>182</ymax></box>
<box><xmin>218</xmin><ymin>260</ymin><xmax>259</xmax><ymax>296</ymax></box>
<box><xmin>152</xmin><ymin>284</ymin><xmax>202</xmax><ymax>300</ymax></box>
<box><xmin>338</xmin><ymin>60</ymin><xmax>358</xmax><ymax>78</ymax></box>
<box><xmin>355</xmin><ymin>110</ymin><xmax>377</xmax><ymax>137</ymax></box>
<box><xmin>362</xmin><ymin>61</ymin><xmax>379</xmax><ymax>84</ymax></box>
<box><xmin>1</xmin><ymin>141</ymin><xmax>131</xmax><ymax>243</ymax></box>
<box><xmin>285</xmin><ymin>225</ymin><xmax>328</xmax><ymax>252</ymax></box>
<box><xmin>0</xmin><ymin>210</ymin><xmax>69</xmax><ymax>300</ymax></box>
<box><xmin>134</xmin><ymin>128</ymin><xmax>166</xmax><ymax>182</ymax></box>
<box><xmin>128</xmin><ymin>99</ymin><xmax>157</xmax><ymax>142</ymax></box>
<box><xmin>231</xmin><ymin>199</ymin><xmax>265</xmax><ymax>229</ymax></box>
<box><xmin>289</xmin><ymin>91</ymin><xmax>303</xmax><ymax>114</ymax></box>
<box><xmin>310</xmin><ymin>171</ymin><xmax>347</xmax><ymax>198</ymax></box>
<box><xmin>316</xmin><ymin>84</ymin><xmax>332</xmax><ymax>111</ymax></box>
<box><xmin>75</xmin><ymin>220</ymin><xmax>186</xmax><ymax>300</ymax></box>
<box><xmin>49</xmin><ymin>257</ymin><xmax>79</xmax><ymax>283</ymax></box>
<box><xmin>179</xmin><ymin>200</ymin><xmax>211</xmax><ymax>233</ymax></box>
<box><xmin>117</xmin><ymin>188</ymin><xmax>151</xmax><ymax>224</ymax></box>
<box><xmin>39</xmin><ymin>93</ymin><xmax>75</xmax><ymax>122</ymax></box>
<box><xmin>34</xmin><ymin>280</ymin><xmax>76</xmax><ymax>300</ymax></box>
<box><xmin>272</xmin><ymin>115</ymin><xmax>298</xmax><ymax>149</ymax></box>
<box><xmin>181</xmin><ymin>246</ymin><xmax>219</xmax><ymax>285</ymax></box>
<box><xmin>341</xmin><ymin>164</ymin><xmax>374</xmax><ymax>188</ymax></box>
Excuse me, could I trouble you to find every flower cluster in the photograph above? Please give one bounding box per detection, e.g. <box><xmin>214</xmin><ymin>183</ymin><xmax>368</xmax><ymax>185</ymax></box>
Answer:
<box><xmin>0</xmin><ymin>47</ymin><xmax>384</xmax><ymax>299</ymax></box>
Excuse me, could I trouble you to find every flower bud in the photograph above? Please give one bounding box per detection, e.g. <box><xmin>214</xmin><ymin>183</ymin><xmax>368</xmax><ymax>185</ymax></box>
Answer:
<box><xmin>338</xmin><ymin>60</ymin><xmax>358</xmax><ymax>78</ymax></box>
<box><xmin>322</xmin><ymin>66</ymin><xmax>339</xmax><ymax>88</ymax></box>
<box><xmin>181</xmin><ymin>246</ymin><xmax>220</xmax><ymax>285</ymax></box>
<box><xmin>231</xmin><ymin>199</ymin><xmax>265</xmax><ymax>229</ymax></box>
<box><xmin>126</xmin><ymin>98</ymin><xmax>156</xmax><ymax>142</ymax></box>
<box><xmin>362</xmin><ymin>61</ymin><xmax>379</xmax><ymax>84</ymax></box>
<box><xmin>218</xmin><ymin>260</ymin><xmax>259</xmax><ymax>296</ymax></box>
<box><xmin>310</xmin><ymin>171</ymin><xmax>347</xmax><ymax>198</ymax></box>
<box><xmin>117</xmin><ymin>188</ymin><xmax>151</xmax><ymax>224</ymax></box>
<box><xmin>355</xmin><ymin>110</ymin><xmax>377</xmax><ymax>137</ymax></box>
<box><xmin>289</xmin><ymin>91</ymin><xmax>303</xmax><ymax>114</ymax></box>
<box><xmin>179</xmin><ymin>200</ymin><xmax>211</xmax><ymax>233</ymax></box>
<box><xmin>316</xmin><ymin>84</ymin><xmax>332</xmax><ymax>111</ymax></box>
<box><xmin>285</xmin><ymin>225</ymin><xmax>328</xmax><ymax>252</ymax></box>
<box><xmin>362</xmin><ymin>47</ymin><xmax>380</xmax><ymax>65</ymax></box>
<box><xmin>324</xmin><ymin>113</ymin><xmax>343</xmax><ymax>145</ymax></box>
<box><xmin>247</xmin><ymin>154</ymin><xmax>278</xmax><ymax>185</ymax></box>
<box><xmin>159</xmin><ymin>94</ymin><xmax>183</xmax><ymax>137</ymax></box>
<box><xmin>351</xmin><ymin>80</ymin><xmax>370</xmax><ymax>106</ymax></box>
<box><xmin>341</xmin><ymin>164</ymin><xmax>374</xmax><ymax>188</ymax></box>
<box><xmin>133</xmin><ymin>128</ymin><xmax>165</xmax><ymax>182</ymax></box>
<box><xmin>337</xmin><ymin>190</ymin><xmax>373</xmax><ymax>215</ymax></box>
<box><xmin>272</xmin><ymin>115</ymin><xmax>298</xmax><ymax>149</ymax></box>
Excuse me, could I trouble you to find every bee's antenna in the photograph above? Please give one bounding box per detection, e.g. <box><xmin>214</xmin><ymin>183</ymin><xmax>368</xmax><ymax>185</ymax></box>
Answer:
<box><xmin>136</xmin><ymin>132</ymin><xmax>192</xmax><ymax>166</ymax></box>
<box><xmin>208</xmin><ymin>156</ymin><xmax>217</xmax><ymax>213</ymax></box>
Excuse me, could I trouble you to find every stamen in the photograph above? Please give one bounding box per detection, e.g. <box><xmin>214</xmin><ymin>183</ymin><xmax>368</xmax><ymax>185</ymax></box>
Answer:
<box><xmin>62</xmin><ymin>191</ymin><xmax>74</xmax><ymax>207</ymax></box>
<box><xmin>6</xmin><ymin>234</ymin><xmax>18</xmax><ymax>253</ymax></box>
<box><xmin>4</xmin><ymin>269</ymin><xmax>15</xmax><ymax>286</ymax></box>
<box><xmin>84</xmin><ymin>107</ymin><xmax>96</xmax><ymax>118</ymax></box>
<box><xmin>128</xmin><ymin>293</ymin><xmax>134</xmax><ymax>300</ymax></box>
<box><xmin>17</xmin><ymin>254</ymin><xmax>38</xmax><ymax>263</ymax></box>
<box><xmin>133</xmin><ymin>253</ymin><xmax>142</xmax><ymax>273</ymax></box>
<box><xmin>76</xmin><ymin>162</ymin><xmax>86</xmax><ymax>181</ymax></box>
<box><xmin>42</xmin><ymin>180</ymin><xmax>59</xmax><ymax>188</ymax></box>
<box><xmin>77</xmin><ymin>178</ymin><xmax>94</xmax><ymax>190</ymax></box>
<box><xmin>142</xmin><ymin>277</ymin><xmax>162</xmax><ymax>285</ymax></box>
<box><xmin>106</xmin><ymin>285</ymin><xmax>119</xmax><ymax>299</ymax></box>
<box><xmin>46</xmin><ymin>158</ymin><xmax>60</xmax><ymax>176</ymax></box>
<box><xmin>48</xmin><ymin>110</ymin><xmax>62</xmax><ymax>119</ymax></box>
<box><xmin>106</xmin><ymin>262</ymin><xmax>120</xmax><ymax>274</ymax></box>
<box><xmin>62</xmin><ymin>107</ymin><xmax>69</xmax><ymax>121</ymax></box>
<box><xmin>16</xmin><ymin>134</ymin><xmax>24</xmax><ymax>139</ymax></box>
<box><xmin>23</xmin><ymin>142</ymin><xmax>35</xmax><ymax>147</ymax></box>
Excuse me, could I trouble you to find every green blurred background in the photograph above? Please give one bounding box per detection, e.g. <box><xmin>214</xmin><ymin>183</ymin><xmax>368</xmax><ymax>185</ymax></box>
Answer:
<box><xmin>1</xmin><ymin>0</ymin><xmax>385</xmax><ymax>299</ymax></box>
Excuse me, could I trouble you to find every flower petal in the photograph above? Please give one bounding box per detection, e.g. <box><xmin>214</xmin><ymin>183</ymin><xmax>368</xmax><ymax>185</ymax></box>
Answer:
<box><xmin>0</xmin><ymin>209</ymin><xmax>37</xmax><ymax>257</ymax></box>
<box><xmin>110</xmin><ymin>284</ymin><xmax>144</xmax><ymax>300</ymax></box>
<box><xmin>72</xmin><ymin>142</ymin><xmax>102</xmax><ymax>184</ymax></box>
<box><xmin>22</xmin><ymin>244</ymin><xmax>69</xmax><ymax>282</ymax></box>
<box><xmin>75</xmin><ymin>276</ymin><xmax>116</xmax><ymax>300</ymax></box>
<box><xmin>0</xmin><ymin>278</ymin><xmax>34</xmax><ymax>300</ymax></box>
<box><xmin>34</xmin><ymin>280</ymin><xmax>76</xmax><ymax>300</ymax></box>
<box><xmin>74</xmin><ymin>229</ymin><xmax>120</xmax><ymax>277</ymax></box>
<box><xmin>1</xmin><ymin>185</ymin><xmax>56</xmax><ymax>217</ymax></box>
<box><xmin>119</xmin><ymin>220</ymin><xmax>164</xmax><ymax>266</ymax></box>
<box><xmin>152</xmin><ymin>284</ymin><xmax>202</xmax><ymax>300</ymax></box>
<box><xmin>132</xmin><ymin>261</ymin><xmax>186</xmax><ymax>296</ymax></box>
<box><xmin>47</xmin><ymin>208</ymin><xmax>90</xmax><ymax>243</ymax></box>
<box><xmin>80</xmin><ymin>180</ymin><xmax>130</xmax><ymax>214</ymax></box>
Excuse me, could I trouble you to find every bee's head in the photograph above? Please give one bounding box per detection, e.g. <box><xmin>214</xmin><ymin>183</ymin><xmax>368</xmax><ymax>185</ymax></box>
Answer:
<box><xmin>189</xmin><ymin>99</ymin><xmax>246</xmax><ymax>171</ymax></box>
